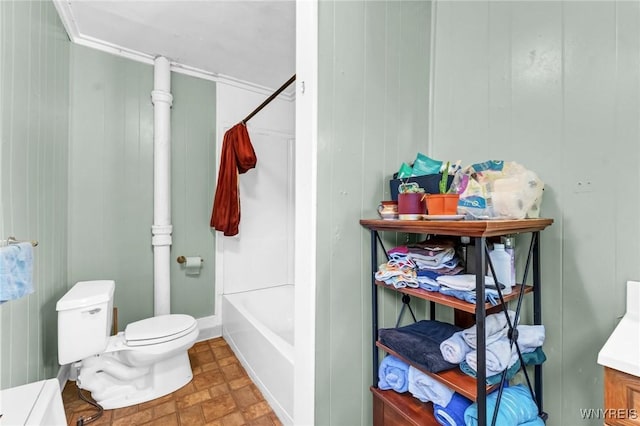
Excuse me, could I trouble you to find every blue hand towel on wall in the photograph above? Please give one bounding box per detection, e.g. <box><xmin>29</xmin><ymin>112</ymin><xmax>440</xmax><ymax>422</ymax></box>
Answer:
<box><xmin>0</xmin><ymin>243</ymin><xmax>34</xmax><ymax>303</ymax></box>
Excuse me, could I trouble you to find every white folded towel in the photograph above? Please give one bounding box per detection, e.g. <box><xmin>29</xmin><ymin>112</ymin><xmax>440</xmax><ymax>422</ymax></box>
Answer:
<box><xmin>436</xmin><ymin>274</ymin><xmax>496</xmax><ymax>291</ymax></box>
<box><xmin>462</xmin><ymin>310</ymin><xmax>516</xmax><ymax>349</ymax></box>
<box><xmin>465</xmin><ymin>337</ymin><xmax>519</xmax><ymax>376</ymax></box>
<box><xmin>408</xmin><ymin>366</ymin><xmax>454</xmax><ymax>407</ymax></box>
<box><xmin>516</xmin><ymin>325</ymin><xmax>545</xmax><ymax>353</ymax></box>
<box><xmin>440</xmin><ymin>331</ymin><xmax>472</xmax><ymax>364</ymax></box>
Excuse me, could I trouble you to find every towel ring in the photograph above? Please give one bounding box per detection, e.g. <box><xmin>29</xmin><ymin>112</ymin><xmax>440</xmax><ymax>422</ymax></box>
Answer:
<box><xmin>6</xmin><ymin>236</ymin><xmax>38</xmax><ymax>247</ymax></box>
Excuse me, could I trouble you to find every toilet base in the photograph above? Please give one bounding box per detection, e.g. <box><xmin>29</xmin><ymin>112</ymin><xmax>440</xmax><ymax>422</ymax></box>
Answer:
<box><xmin>80</xmin><ymin>351</ymin><xmax>193</xmax><ymax>410</ymax></box>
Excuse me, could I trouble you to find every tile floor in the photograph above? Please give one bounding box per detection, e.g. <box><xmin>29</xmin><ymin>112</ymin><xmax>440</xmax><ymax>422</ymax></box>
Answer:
<box><xmin>62</xmin><ymin>337</ymin><xmax>282</xmax><ymax>426</ymax></box>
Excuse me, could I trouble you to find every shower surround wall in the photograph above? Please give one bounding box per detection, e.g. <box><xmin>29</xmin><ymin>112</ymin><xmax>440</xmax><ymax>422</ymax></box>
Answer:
<box><xmin>68</xmin><ymin>45</ymin><xmax>216</xmax><ymax>330</ymax></box>
<box><xmin>215</xmin><ymin>82</ymin><xmax>295</xmax><ymax>299</ymax></box>
<box><xmin>216</xmin><ymin>81</ymin><xmax>294</xmax><ymax>424</ymax></box>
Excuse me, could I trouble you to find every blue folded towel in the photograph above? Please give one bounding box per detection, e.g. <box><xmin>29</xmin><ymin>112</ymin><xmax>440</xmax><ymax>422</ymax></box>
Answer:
<box><xmin>438</xmin><ymin>286</ymin><xmax>500</xmax><ymax>306</ymax></box>
<box><xmin>378</xmin><ymin>320</ymin><xmax>462</xmax><ymax>373</ymax></box>
<box><xmin>433</xmin><ymin>392</ymin><xmax>473</xmax><ymax>426</ymax></box>
<box><xmin>464</xmin><ymin>384</ymin><xmax>539</xmax><ymax>426</ymax></box>
<box><xmin>520</xmin><ymin>417</ymin><xmax>545</xmax><ymax>426</ymax></box>
<box><xmin>378</xmin><ymin>355</ymin><xmax>410</xmax><ymax>393</ymax></box>
<box><xmin>408</xmin><ymin>366</ymin><xmax>453</xmax><ymax>406</ymax></box>
<box><xmin>0</xmin><ymin>243</ymin><xmax>34</xmax><ymax>303</ymax></box>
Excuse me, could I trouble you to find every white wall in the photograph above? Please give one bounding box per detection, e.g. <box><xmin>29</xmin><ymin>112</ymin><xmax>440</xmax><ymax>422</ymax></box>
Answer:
<box><xmin>214</xmin><ymin>83</ymin><xmax>295</xmax><ymax>303</ymax></box>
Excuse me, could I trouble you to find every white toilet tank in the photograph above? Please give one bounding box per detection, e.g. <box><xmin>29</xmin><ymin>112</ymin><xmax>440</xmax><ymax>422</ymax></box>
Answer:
<box><xmin>57</xmin><ymin>280</ymin><xmax>115</xmax><ymax>365</ymax></box>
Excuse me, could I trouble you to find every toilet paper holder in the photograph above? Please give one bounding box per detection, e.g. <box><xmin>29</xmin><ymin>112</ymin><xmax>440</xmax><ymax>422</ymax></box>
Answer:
<box><xmin>176</xmin><ymin>256</ymin><xmax>204</xmax><ymax>264</ymax></box>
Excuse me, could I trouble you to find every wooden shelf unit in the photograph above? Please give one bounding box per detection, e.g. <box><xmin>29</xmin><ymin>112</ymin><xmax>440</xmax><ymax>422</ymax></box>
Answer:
<box><xmin>361</xmin><ymin>218</ymin><xmax>553</xmax><ymax>426</ymax></box>
<box><xmin>374</xmin><ymin>282</ymin><xmax>532</xmax><ymax>314</ymax></box>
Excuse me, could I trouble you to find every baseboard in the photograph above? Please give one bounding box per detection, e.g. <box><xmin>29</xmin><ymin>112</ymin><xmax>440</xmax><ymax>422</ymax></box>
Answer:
<box><xmin>197</xmin><ymin>315</ymin><xmax>221</xmax><ymax>342</ymax></box>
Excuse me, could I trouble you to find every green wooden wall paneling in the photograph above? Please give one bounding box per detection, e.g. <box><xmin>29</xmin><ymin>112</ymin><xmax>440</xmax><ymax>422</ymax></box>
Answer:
<box><xmin>317</xmin><ymin>1</ymin><xmax>432</xmax><ymax>424</ymax></box>
<box><xmin>69</xmin><ymin>46</ymin><xmax>216</xmax><ymax>329</ymax></box>
<box><xmin>430</xmin><ymin>1</ymin><xmax>640</xmax><ymax>424</ymax></box>
<box><xmin>68</xmin><ymin>45</ymin><xmax>156</xmax><ymax>329</ymax></box>
<box><xmin>0</xmin><ymin>0</ymin><xmax>70</xmax><ymax>389</ymax></box>
<box><xmin>170</xmin><ymin>73</ymin><xmax>216</xmax><ymax>318</ymax></box>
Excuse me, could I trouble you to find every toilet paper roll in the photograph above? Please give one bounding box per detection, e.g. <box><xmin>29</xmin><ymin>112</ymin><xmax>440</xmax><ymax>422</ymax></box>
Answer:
<box><xmin>184</xmin><ymin>256</ymin><xmax>203</xmax><ymax>276</ymax></box>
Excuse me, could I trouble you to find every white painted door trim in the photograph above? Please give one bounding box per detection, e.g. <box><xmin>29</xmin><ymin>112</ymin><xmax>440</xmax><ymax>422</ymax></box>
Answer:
<box><xmin>294</xmin><ymin>1</ymin><xmax>318</xmax><ymax>425</ymax></box>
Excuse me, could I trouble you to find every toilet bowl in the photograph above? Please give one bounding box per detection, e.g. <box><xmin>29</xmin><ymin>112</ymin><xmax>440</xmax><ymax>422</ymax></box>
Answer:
<box><xmin>56</xmin><ymin>280</ymin><xmax>198</xmax><ymax>409</ymax></box>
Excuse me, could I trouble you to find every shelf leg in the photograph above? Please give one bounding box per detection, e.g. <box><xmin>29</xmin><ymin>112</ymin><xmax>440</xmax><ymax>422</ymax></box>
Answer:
<box><xmin>475</xmin><ymin>237</ymin><xmax>487</xmax><ymax>426</ymax></box>
<box><xmin>533</xmin><ymin>231</ymin><xmax>543</xmax><ymax>413</ymax></box>
<box><xmin>371</xmin><ymin>230</ymin><xmax>379</xmax><ymax>387</ymax></box>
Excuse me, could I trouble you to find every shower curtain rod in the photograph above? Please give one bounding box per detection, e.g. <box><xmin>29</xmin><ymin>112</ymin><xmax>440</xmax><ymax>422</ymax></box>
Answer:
<box><xmin>242</xmin><ymin>74</ymin><xmax>296</xmax><ymax>124</ymax></box>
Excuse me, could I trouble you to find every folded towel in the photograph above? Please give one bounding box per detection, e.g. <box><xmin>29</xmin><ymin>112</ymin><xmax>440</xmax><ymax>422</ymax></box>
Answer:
<box><xmin>378</xmin><ymin>355</ymin><xmax>410</xmax><ymax>393</ymax></box>
<box><xmin>521</xmin><ymin>347</ymin><xmax>547</xmax><ymax>365</ymax></box>
<box><xmin>440</xmin><ymin>331</ymin><xmax>472</xmax><ymax>364</ymax></box>
<box><xmin>462</xmin><ymin>310</ymin><xmax>516</xmax><ymax>349</ymax></box>
<box><xmin>438</xmin><ymin>286</ymin><xmax>500</xmax><ymax>306</ymax></box>
<box><xmin>459</xmin><ymin>347</ymin><xmax>547</xmax><ymax>385</ymax></box>
<box><xmin>436</xmin><ymin>274</ymin><xmax>496</xmax><ymax>291</ymax></box>
<box><xmin>417</xmin><ymin>269</ymin><xmax>441</xmax><ymax>280</ymax></box>
<box><xmin>378</xmin><ymin>320</ymin><xmax>462</xmax><ymax>373</ymax></box>
<box><xmin>464</xmin><ymin>384</ymin><xmax>540</xmax><ymax>426</ymax></box>
<box><xmin>520</xmin><ymin>417</ymin><xmax>545</xmax><ymax>426</ymax></box>
<box><xmin>517</xmin><ymin>325</ymin><xmax>545</xmax><ymax>353</ymax></box>
<box><xmin>0</xmin><ymin>243</ymin><xmax>34</xmax><ymax>303</ymax></box>
<box><xmin>433</xmin><ymin>392</ymin><xmax>473</xmax><ymax>426</ymax></box>
<box><xmin>408</xmin><ymin>249</ymin><xmax>455</xmax><ymax>268</ymax></box>
<box><xmin>460</xmin><ymin>359</ymin><xmax>521</xmax><ymax>385</ymax></box>
<box><xmin>465</xmin><ymin>337</ymin><xmax>518</xmax><ymax>376</ymax></box>
<box><xmin>407</xmin><ymin>366</ymin><xmax>454</xmax><ymax>406</ymax></box>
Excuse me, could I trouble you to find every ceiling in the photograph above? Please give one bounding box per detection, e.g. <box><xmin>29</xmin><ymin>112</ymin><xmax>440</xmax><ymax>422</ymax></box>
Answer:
<box><xmin>53</xmin><ymin>1</ymin><xmax>296</xmax><ymax>91</ymax></box>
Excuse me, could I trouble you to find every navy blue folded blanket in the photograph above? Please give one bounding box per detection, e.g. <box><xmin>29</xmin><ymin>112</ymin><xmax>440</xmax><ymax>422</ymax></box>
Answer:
<box><xmin>378</xmin><ymin>320</ymin><xmax>462</xmax><ymax>373</ymax></box>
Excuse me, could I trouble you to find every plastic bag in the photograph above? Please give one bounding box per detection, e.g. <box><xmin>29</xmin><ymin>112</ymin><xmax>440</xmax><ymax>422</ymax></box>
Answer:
<box><xmin>450</xmin><ymin>161</ymin><xmax>544</xmax><ymax>219</ymax></box>
<box><xmin>412</xmin><ymin>153</ymin><xmax>443</xmax><ymax>176</ymax></box>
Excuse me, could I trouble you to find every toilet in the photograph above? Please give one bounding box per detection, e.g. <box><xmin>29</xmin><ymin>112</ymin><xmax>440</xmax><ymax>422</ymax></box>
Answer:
<box><xmin>56</xmin><ymin>280</ymin><xmax>199</xmax><ymax>409</ymax></box>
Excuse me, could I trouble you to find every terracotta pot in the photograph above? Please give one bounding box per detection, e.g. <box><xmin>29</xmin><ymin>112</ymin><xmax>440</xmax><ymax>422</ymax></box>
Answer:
<box><xmin>425</xmin><ymin>194</ymin><xmax>460</xmax><ymax>215</ymax></box>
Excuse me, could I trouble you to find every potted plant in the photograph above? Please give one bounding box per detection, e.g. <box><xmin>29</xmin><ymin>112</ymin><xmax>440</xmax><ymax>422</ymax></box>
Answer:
<box><xmin>423</xmin><ymin>162</ymin><xmax>460</xmax><ymax>215</ymax></box>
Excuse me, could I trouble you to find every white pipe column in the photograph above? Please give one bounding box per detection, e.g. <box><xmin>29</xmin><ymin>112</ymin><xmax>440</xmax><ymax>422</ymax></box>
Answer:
<box><xmin>151</xmin><ymin>56</ymin><xmax>173</xmax><ymax>316</ymax></box>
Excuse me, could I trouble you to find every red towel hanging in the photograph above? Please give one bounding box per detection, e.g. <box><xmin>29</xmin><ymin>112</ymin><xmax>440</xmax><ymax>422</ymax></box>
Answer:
<box><xmin>210</xmin><ymin>123</ymin><xmax>257</xmax><ymax>236</ymax></box>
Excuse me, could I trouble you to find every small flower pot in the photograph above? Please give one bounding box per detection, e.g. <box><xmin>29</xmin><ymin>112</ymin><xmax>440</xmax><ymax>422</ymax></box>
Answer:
<box><xmin>425</xmin><ymin>194</ymin><xmax>460</xmax><ymax>215</ymax></box>
<box><xmin>398</xmin><ymin>192</ymin><xmax>426</xmax><ymax>220</ymax></box>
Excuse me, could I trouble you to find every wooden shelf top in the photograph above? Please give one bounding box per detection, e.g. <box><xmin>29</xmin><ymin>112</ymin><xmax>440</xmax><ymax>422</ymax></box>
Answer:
<box><xmin>376</xmin><ymin>282</ymin><xmax>532</xmax><ymax>314</ymax></box>
<box><xmin>360</xmin><ymin>218</ymin><xmax>553</xmax><ymax>237</ymax></box>
<box><xmin>377</xmin><ymin>342</ymin><xmax>498</xmax><ymax>401</ymax></box>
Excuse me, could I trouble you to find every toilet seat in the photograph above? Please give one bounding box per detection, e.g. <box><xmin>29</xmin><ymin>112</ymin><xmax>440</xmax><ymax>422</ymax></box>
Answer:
<box><xmin>125</xmin><ymin>314</ymin><xmax>197</xmax><ymax>347</ymax></box>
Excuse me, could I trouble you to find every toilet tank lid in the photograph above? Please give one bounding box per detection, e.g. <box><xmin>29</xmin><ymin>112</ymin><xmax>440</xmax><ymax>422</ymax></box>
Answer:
<box><xmin>56</xmin><ymin>280</ymin><xmax>115</xmax><ymax>311</ymax></box>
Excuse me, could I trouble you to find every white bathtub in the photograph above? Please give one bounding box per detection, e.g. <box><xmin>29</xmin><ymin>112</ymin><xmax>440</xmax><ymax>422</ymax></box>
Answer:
<box><xmin>222</xmin><ymin>284</ymin><xmax>294</xmax><ymax>425</ymax></box>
